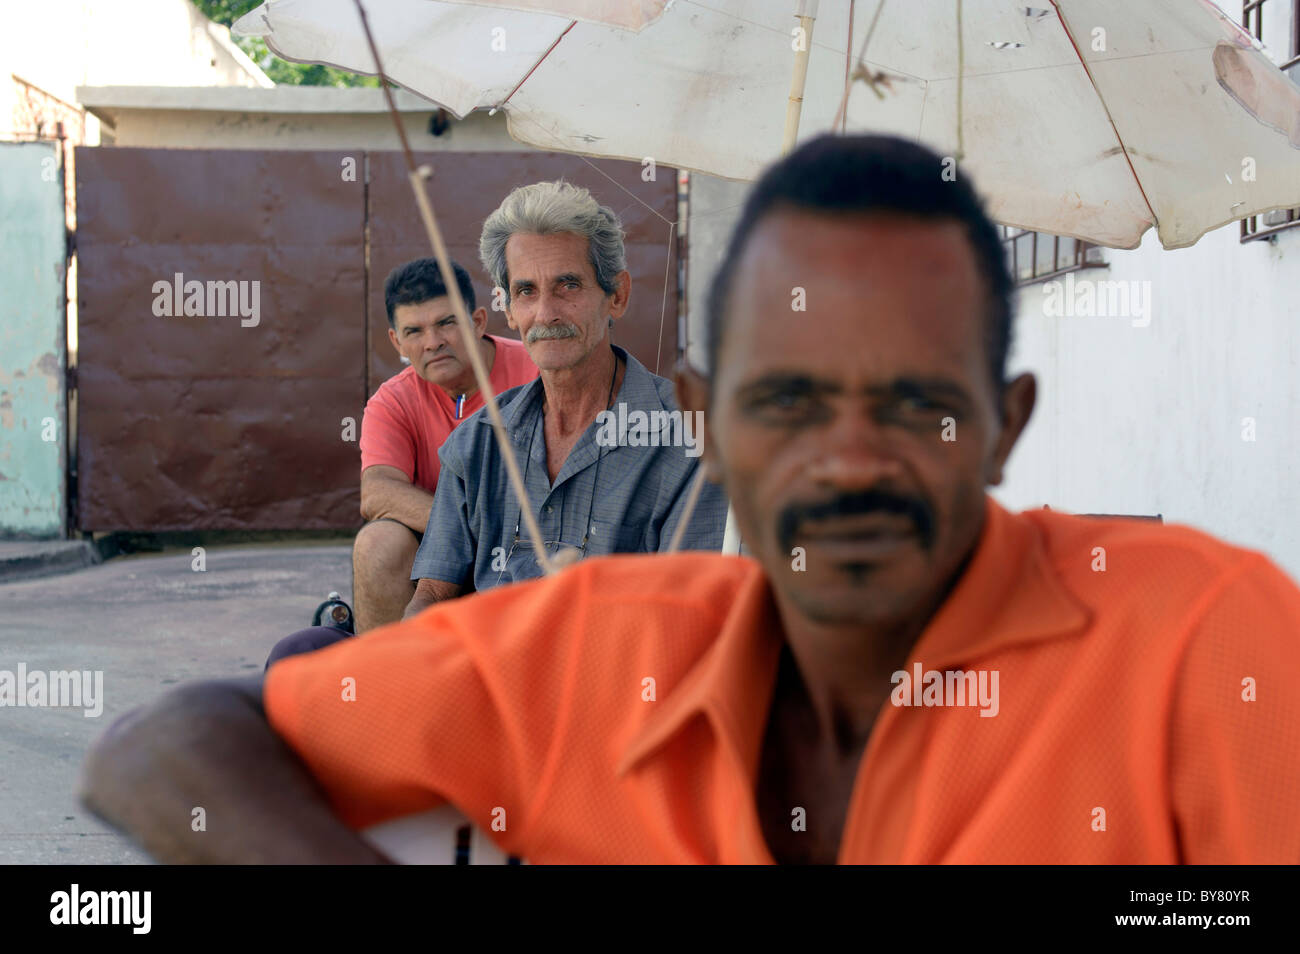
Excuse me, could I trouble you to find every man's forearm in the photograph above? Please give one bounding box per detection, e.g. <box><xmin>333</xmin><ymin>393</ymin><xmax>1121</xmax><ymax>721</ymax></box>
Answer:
<box><xmin>80</xmin><ymin>676</ymin><xmax>389</xmax><ymax>864</ymax></box>
<box><xmin>403</xmin><ymin>592</ymin><xmax>433</xmax><ymax>620</ymax></box>
<box><xmin>403</xmin><ymin>586</ymin><xmax>441</xmax><ymax>619</ymax></box>
<box><xmin>361</xmin><ymin>476</ymin><xmax>435</xmax><ymax>533</ymax></box>
<box><xmin>403</xmin><ymin>577</ymin><xmax>463</xmax><ymax>619</ymax></box>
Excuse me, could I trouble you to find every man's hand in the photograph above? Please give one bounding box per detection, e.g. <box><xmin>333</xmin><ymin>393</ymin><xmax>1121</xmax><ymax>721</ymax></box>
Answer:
<box><xmin>403</xmin><ymin>578</ymin><xmax>463</xmax><ymax>619</ymax></box>
<box><xmin>79</xmin><ymin>676</ymin><xmax>391</xmax><ymax>864</ymax></box>
<box><xmin>361</xmin><ymin>465</ymin><xmax>435</xmax><ymax>533</ymax></box>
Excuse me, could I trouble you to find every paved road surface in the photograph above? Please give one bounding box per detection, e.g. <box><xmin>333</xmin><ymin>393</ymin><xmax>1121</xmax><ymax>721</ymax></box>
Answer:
<box><xmin>0</xmin><ymin>543</ymin><xmax>352</xmax><ymax>863</ymax></box>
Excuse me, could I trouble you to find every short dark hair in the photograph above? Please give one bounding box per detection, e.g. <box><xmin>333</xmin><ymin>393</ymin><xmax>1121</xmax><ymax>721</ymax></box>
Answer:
<box><xmin>706</xmin><ymin>134</ymin><xmax>1014</xmax><ymax>391</ymax></box>
<box><xmin>384</xmin><ymin>258</ymin><xmax>477</xmax><ymax>328</ymax></box>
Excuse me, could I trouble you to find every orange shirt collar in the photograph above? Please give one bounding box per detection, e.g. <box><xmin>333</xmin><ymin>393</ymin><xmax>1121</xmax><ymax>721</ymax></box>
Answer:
<box><xmin>615</xmin><ymin>559</ymin><xmax>782</xmax><ymax>779</ymax></box>
<box><xmin>617</xmin><ymin>496</ymin><xmax>1091</xmax><ymax>777</ymax></box>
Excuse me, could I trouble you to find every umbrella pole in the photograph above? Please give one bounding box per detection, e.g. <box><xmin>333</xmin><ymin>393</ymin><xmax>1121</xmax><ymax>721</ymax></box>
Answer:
<box><xmin>782</xmin><ymin>0</ymin><xmax>820</xmax><ymax>154</ymax></box>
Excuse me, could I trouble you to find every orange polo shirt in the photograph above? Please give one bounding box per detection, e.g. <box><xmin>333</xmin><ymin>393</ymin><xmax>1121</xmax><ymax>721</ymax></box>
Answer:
<box><xmin>264</xmin><ymin>498</ymin><xmax>1300</xmax><ymax>863</ymax></box>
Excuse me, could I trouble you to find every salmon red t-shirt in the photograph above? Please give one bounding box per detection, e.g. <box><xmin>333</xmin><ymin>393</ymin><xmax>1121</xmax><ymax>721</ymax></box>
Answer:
<box><xmin>359</xmin><ymin>335</ymin><xmax>537</xmax><ymax>492</ymax></box>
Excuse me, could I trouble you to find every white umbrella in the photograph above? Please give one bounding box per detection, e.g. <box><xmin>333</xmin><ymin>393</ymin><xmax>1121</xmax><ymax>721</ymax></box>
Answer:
<box><xmin>234</xmin><ymin>0</ymin><xmax>1300</xmax><ymax>251</ymax></box>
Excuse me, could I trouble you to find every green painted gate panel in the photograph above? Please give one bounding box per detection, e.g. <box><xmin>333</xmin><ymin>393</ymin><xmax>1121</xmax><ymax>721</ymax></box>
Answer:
<box><xmin>0</xmin><ymin>142</ymin><xmax>66</xmax><ymax>538</ymax></box>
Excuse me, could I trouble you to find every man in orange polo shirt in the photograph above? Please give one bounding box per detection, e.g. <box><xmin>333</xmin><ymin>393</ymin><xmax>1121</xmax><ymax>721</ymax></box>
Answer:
<box><xmin>352</xmin><ymin>258</ymin><xmax>537</xmax><ymax>631</ymax></box>
<box><xmin>81</xmin><ymin>135</ymin><xmax>1300</xmax><ymax>864</ymax></box>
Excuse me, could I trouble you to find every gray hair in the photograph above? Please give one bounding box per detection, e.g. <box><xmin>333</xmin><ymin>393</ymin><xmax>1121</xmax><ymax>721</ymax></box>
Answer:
<box><xmin>479</xmin><ymin>180</ymin><xmax>627</xmax><ymax>304</ymax></box>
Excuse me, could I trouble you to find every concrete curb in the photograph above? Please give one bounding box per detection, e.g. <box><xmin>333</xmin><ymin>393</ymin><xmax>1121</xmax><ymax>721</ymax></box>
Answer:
<box><xmin>0</xmin><ymin>541</ymin><xmax>101</xmax><ymax>583</ymax></box>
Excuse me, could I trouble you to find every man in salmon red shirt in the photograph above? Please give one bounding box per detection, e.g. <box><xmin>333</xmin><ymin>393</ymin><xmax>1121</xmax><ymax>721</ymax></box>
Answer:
<box><xmin>83</xmin><ymin>135</ymin><xmax>1300</xmax><ymax>864</ymax></box>
<box><xmin>354</xmin><ymin>258</ymin><xmax>537</xmax><ymax>631</ymax></box>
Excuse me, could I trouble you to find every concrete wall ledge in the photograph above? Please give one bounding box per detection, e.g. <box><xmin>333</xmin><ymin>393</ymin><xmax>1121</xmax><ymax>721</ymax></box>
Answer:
<box><xmin>76</xmin><ymin>85</ymin><xmax>444</xmax><ymax>124</ymax></box>
<box><xmin>0</xmin><ymin>541</ymin><xmax>99</xmax><ymax>583</ymax></box>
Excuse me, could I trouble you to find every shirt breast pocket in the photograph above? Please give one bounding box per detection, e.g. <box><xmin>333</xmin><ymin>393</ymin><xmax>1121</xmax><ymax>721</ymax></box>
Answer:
<box><xmin>603</xmin><ymin>502</ymin><xmax>657</xmax><ymax>554</ymax></box>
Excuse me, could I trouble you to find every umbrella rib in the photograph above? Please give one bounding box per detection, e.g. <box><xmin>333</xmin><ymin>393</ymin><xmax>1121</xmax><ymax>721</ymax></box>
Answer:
<box><xmin>833</xmin><ymin>0</ymin><xmax>887</xmax><ymax>132</ymax></box>
<box><xmin>1048</xmin><ymin>1</ymin><xmax>1158</xmax><ymax>231</ymax></box>
<box><xmin>570</xmin><ymin>151</ymin><xmax>675</xmax><ymax>224</ymax></box>
<box><xmin>489</xmin><ymin>20</ymin><xmax>578</xmax><ymax>114</ymax></box>
<box><xmin>841</xmin><ymin>0</ymin><xmax>855</xmax><ymax>133</ymax></box>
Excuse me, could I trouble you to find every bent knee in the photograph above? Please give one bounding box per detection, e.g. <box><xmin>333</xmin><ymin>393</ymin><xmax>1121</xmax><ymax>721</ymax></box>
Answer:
<box><xmin>353</xmin><ymin>519</ymin><xmax>420</xmax><ymax>574</ymax></box>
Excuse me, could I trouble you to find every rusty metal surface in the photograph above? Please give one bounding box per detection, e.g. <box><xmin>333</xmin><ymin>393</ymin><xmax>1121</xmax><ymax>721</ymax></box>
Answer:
<box><xmin>76</xmin><ymin>147</ymin><xmax>366</xmax><ymax>530</ymax></box>
<box><xmin>367</xmin><ymin>152</ymin><xmax>679</xmax><ymax>394</ymax></box>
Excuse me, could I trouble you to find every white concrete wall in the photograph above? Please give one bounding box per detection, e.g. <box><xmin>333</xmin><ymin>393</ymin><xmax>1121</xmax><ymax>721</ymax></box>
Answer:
<box><xmin>76</xmin><ymin>88</ymin><xmax>521</xmax><ymax>151</ymax></box>
<box><xmin>1</xmin><ymin>0</ymin><xmax>270</xmax><ymax>144</ymax></box>
<box><xmin>997</xmin><ymin>221</ymin><xmax>1300</xmax><ymax>578</ymax></box>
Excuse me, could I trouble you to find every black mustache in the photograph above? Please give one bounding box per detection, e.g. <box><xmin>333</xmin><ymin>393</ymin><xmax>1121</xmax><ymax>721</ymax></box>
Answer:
<box><xmin>777</xmin><ymin>489</ymin><xmax>935</xmax><ymax>553</ymax></box>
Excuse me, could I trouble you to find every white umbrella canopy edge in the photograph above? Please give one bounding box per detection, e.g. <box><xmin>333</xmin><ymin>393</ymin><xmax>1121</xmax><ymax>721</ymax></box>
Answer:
<box><xmin>1051</xmin><ymin>0</ymin><xmax>1300</xmax><ymax>249</ymax></box>
<box><xmin>231</xmin><ymin>0</ymin><xmax>1300</xmax><ymax>250</ymax></box>
<box><xmin>234</xmin><ymin>0</ymin><xmax>575</xmax><ymax>118</ymax></box>
<box><xmin>436</xmin><ymin>0</ymin><xmax>672</xmax><ymax>31</ymax></box>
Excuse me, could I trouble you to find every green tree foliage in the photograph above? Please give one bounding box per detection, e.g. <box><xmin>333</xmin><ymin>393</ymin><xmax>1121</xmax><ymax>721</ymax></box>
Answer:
<box><xmin>192</xmin><ymin>0</ymin><xmax>380</xmax><ymax>87</ymax></box>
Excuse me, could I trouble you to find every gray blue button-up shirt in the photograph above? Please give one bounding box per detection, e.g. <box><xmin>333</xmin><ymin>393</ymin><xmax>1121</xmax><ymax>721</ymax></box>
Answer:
<box><xmin>411</xmin><ymin>345</ymin><xmax>728</xmax><ymax>591</ymax></box>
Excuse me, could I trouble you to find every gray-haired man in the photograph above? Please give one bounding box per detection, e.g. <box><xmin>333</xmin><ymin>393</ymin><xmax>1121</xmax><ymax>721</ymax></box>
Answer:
<box><xmin>403</xmin><ymin>180</ymin><xmax>727</xmax><ymax>614</ymax></box>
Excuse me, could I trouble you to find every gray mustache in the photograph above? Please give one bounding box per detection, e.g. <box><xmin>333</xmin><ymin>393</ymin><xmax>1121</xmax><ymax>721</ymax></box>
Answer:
<box><xmin>527</xmin><ymin>324</ymin><xmax>579</xmax><ymax>343</ymax></box>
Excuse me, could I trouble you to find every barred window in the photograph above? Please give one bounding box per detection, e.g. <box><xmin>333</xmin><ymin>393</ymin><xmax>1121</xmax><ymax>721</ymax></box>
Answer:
<box><xmin>1240</xmin><ymin>0</ymin><xmax>1300</xmax><ymax>242</ymax></box>
<box><xmin>999</xmin><ymin>226</ymin><xmax>1106</xmax><ymax>287</ymax></box>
